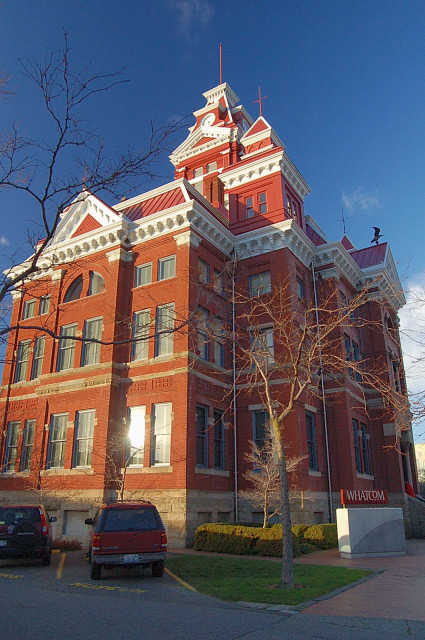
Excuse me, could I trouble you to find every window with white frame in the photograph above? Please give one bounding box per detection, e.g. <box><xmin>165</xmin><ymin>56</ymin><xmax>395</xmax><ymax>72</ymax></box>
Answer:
<box><xmin>249</xmin><ymin>271</ymin><xmax>271</xmax><ymax>296</ymax></box>
<box><xmin>64</xmin><ymin>276</ymin><xmax>83</xmax><ymax>303</ymax></box>
<box><xmin>3</xmin><ymin>421</ymin><xmax>19</xmax><ymax>472</ymax></box>
<box><xmin>22</xmin><ymin>299</ymin><xmax>36</xmax><ymax>320</ymax></box>
<box><xmin>134</xmin><ymin>263</ymin><xmax>152</xmax><ymax>287</ymax></box>
<box><xmin>198</xmin><ymin>258</ymin><xmax>209</xmax><ymax>284</ymax></box>
<box><xmin>361</xmin><ymin>422</ymin><xmax>371</xmax><ymax>475</ymax></box>
<box><xmin>296</xmin><ymin>276</ymin><xmax>305</xmax><ymax>300</ymax></box>
<box><xmin>57</xmin><ymin>324</ymin><xmax>77</xmax><ymax>371</ymax></box>
<box><xmin>246</xmin><ymin>196</ymin><xmax>254</xmax><ymax>218</ymax></box>
<box><xmin>14</xmin><ymin>339</ymin><xmax>31</xmax><ymax>382</ymax></box>
<box><xmin>250</xmin><ymin>327</ymin><xmax>274</xmax><ymax>367</ymax></box>
<box><xmin>31</xmin><ymin>336</ymin><xmax>45</xmax><ymax>379</ymax></box>
<box><xmin>213</xmin><ymin>410</ymin><xmax>224</xmax><ymax>469</ymax></box>
<box><xmin>151</xmin><ymin>403</ymin><xmax>171</xmax><ymax>466</ymax></box>
<box><xmin>131</xmin><ymin>310</ymin><xmax>150</xmax><ymax>361</ymax></box>
<box><xmin>73</xmin><ymin>410</ymin><xmax>95</xmax><ymax>467</ymax></box>
<box><xmin>352</xmin><ymin>419</ymin><xmax>362</xmax><ymax>473</ymax></box>
<box><xmin>253</xmin><ymin>410</ymin><xmax>269</xmax><ymax>451</ymax></box>
<box><xmin>259</xmin><ymin>192</ymin><xmax>267</xmax><ymax>214</ymax></box>
<box><xmin>155</xmin><ymin>303</ymin><xmax>175</xmax><ymax>357</ymax></box>
<box><xmin>196</xmin><ymin>405</ymin><xmax>208</xmax><ymax>467</ymax></box>
<box><xmin>81</xmin><ymin>317</ymin><xmax>102</xmax><ymax>366</ymax></box>
<box><xmin>127</xmin><ymin>405</ymin><xmax>145</xmax><ymax>466</ymax></box>
<box><xmin>306</xmin><ymin>412</ymin><xmax>318</xmax><ymax>471</ymax></box>
<box><xmin>39</xmin><ymin>295</ymin><xmax>50</xmax><ymax>315</ymax></box>
<box><xmin>196</xmin><ymin>307</ymin><xmax>209</xmax><ymax>360</ymax></box>
<box><xmin>47</xmin><ymin>413</ymin><xmax>68</xmax><ymax>468</ymax></box>
<box><xmin>158</xmin><ymin>255</ymin><xmax>176</xmax><ymax>281</ymax></box>
<box><xmin>88</xmin><ymin>271</ymin><xmax>105</xmax><ymax>296</ymax></box>
<box><xmin>212</xmin><ymin>316</ymin><xmax>224</xmax><ymax>367</ymax></box>
<box><xmin>20</xmin><ymin>419</ymin><xmax>35</xmax><ymax>471</ymax></box>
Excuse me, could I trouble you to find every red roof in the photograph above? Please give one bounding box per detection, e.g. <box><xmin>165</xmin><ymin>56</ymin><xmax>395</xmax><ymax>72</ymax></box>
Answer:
<box><xmin>341</xmin><ymin>235</ymin><xmax>355</xmax><ymax>250</ymax></box>
<box><xmin>350</xmin><ymin>243</ymin><xmax>387</xmax><ymax>269</ymax></box>
<box><xmin>71</xmin><ymin>214</ymin><xmax>101</xmax><ymax>238</ymax></box>
<box><xmin>305</xmin><ymin>223</ymin><xmax>326</xmax><ymax>246</ymax></box>
<box><xmin>121</xmin><ymin>188</ymin><xmax>186</xmax><ymax>221</ymax></box>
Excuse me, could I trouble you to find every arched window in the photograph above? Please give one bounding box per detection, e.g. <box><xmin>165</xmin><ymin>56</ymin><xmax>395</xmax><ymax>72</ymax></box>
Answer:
<box><xmin>64</xmin><ymin>275</ymin><xmax>83</xmax><ymax>303</ymax></box>
<box><xmin>88</xmin><ymin>272</ymin><xmax>105</xmax><ymax>296</ymax></box>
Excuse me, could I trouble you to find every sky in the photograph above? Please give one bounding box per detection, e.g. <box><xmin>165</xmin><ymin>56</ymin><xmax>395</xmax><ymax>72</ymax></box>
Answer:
<box><xmin>1</xmin><ymin>0</ymin><xmax>425</xmax><ymax>439</ymax></box>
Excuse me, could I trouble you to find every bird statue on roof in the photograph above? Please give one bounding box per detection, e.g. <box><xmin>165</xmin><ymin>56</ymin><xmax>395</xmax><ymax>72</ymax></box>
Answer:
<box><xmin>371</xmin><ymin>227</ymin><xmax>383</xmax><ymax>245</ymax></box>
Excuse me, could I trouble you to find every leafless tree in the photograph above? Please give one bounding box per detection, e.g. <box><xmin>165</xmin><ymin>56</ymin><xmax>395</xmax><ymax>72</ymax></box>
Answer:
<box><xmin>0</xmin><ymin>34</ymin><xmax>185</xmax><ymax>340</ymax></box>
<box><xmin>232</xmin><ymin>272</ymin><xmax>410</xmax><ymax>588</ymax></box>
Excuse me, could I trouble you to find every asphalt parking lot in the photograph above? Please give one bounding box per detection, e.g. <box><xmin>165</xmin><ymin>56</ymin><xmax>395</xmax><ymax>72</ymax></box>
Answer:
<box><xmin>0</xmin><ymin>550</ymin><xmax>196</xmax><ymax>602</ymax></box>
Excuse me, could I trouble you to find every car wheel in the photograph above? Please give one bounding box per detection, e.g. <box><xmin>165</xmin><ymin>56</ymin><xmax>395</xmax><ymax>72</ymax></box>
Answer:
<box><xmin>152</xmin><ymin>561</ymin><xmax>164</xmax><ymax>577</ymax></box>
<box><xmin>91</xmin><ymin>562</ymin><xmax>101</xmax><ymax>580</ymax></box>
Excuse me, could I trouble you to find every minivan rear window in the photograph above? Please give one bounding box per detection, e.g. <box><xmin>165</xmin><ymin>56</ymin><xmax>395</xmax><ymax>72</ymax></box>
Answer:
<box><xmin>99</xmin><ymin>508</ymin><xmax>160</xmax><ymax>533</ymax></box>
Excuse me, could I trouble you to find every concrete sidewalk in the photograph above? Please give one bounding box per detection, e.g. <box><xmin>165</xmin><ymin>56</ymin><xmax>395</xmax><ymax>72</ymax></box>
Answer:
<box><xmin>297</xmin><ymin>538</ymin><xmax>425</xmax><ymax>621</ymax></box>
<box><xmin>169</xmin><ymin>538</ymin><xmax>425</xmax><ymax>622</ymax></box>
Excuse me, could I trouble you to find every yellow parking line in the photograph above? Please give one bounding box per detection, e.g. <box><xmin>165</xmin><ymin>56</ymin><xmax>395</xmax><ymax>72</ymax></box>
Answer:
<box><xmin>0</xmin><ymin>572</ymin><xmax>24</xmax><ymax>579</ymax></box>
<box><xmin>56</xmin><ymin>552</ymin><xmax>66</xmax><ymax>579</ymax></box>
<box><xmin>70</xmin><ymin>582</ymin><xmax>146</xmax><ymax>593</ymax></box>
<box><xmin>164</xmin><ymin>567</ymin><xmax>197</xmax><ymax>592</ymax></box>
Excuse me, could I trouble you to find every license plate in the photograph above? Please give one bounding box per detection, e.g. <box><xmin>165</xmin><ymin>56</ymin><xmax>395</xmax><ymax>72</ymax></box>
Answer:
<box><xmin>123</xmin><ymin>554</ymin><xmax>138</xmax><ymax>563</ymax></box>
<box><xmin>0</xmin><ymin>540</ymin><xmax>7</xmax><ymax>546</ymax></box>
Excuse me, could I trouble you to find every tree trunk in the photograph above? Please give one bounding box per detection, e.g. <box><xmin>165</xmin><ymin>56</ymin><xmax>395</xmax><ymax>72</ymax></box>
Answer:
<box><xmin>271</xmin><ymin>417</ymin><xmax>294</xmax><ymax>588</ymax></box>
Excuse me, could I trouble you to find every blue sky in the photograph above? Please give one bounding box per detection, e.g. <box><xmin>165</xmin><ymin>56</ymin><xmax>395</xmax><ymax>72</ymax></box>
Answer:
<box><xmin>1</xmin><ymin>0</ymin><xmax>425</xmax><ymax>439</ymax></box>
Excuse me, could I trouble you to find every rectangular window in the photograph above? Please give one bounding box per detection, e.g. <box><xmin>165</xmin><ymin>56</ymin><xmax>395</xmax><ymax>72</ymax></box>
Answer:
<box><xmin>135</xmin><ymin>263</ymin><xmax>152</xmax><ymax>287</ymax></box>
<box><xmin>39</xmin><ymin>295</ymin><xmax>50</xmax><ymax>315</ymax></box>
<box><xmin>196</xmin><ymin>405</ymin><xmax>208</xmax><ymax>467</ymax></box>
<box><xmin>31</xmin><ymin>336</ymin><xmax>45</xmax><ymax>379</ymax></box>
<box><xmin>259</xmin><ymin>192</ymin><xmax>267</xmax><ymax>214</ymax></box>
<box><xmin>296</xmin><ymin>276</ymin><xmax>305</xmax><ymax>300</ymax></box>
<box><xmin>193</xmin><ymin>167</ymin><xmax>203</xmax><ymax>194</ymax></box>
<box><xmin>212</xmin><ymin>316</ymin><xmax>225</xmax><ymax>367</ymax></box>
<box><xmin>253</xmin><ymin>411</ymin><xmax>269</xmax><ymax>450</ymax></box>
<box><xmin>306</xmin><ymin>412</ymin><xmax>318</xmax><ymax>471</ymax></box>
<box><xmin>249</xmin><ymin>271</ymin><xmax>271</xmax><ymax>296</ymax></box>
<box><xmin>213</xmin><ymin>268</ymin><xmax>224</xmax><ymax>295</ymax></box>
<box><xmin>20</xmin><ymin>419</ymin><xmax>35</xmax><ymax>471</ymax></box>
<box><xmin>361</xmin><ymin>423</ymin><xmax>371</xmax><ymax>475</ymax></box>
<box><xmin>57</xmin><ymin>324</ymin><xmax>77</xmax><ymax>371</ymax></box>
<box><xmin>213</xmin><ymin>410</ymin><xmax>224</xmax><ymax>469</ymax></box>
<box><xmin>250</xmin><ymin>327</ymin><xmax>274</xmax><ymax>367</ymax></box>
<box><xmin>127</xmin><ymin>406</ymin><xmax>145</xmax><ymax>466</ymax></box>
<box><xmin>14</xmin><ymin>339</ymin><xmax>31</xmax><ymax>383</ymax></box>
<box><xmin>47</xmin><ymin>413</ymin><xmax>68</xmax><ymax>469</ymax></box>
<box><xmin>155</xmin><ymin>303</ymin><xmax>175</xmax><ymax>357</ymax></box>
<box><xmin>352</xmin><ymin>419</ymin><xmax>362</xmax><ymax>473</ymax></box>
<box><xmin>73</xmin><ymin>410</ymin><xmax>95</xmax><ymax>467</ymax></box>
<box><xmin>151</xmin><ymin>403</ymin><xmax>171</xmax><ymax>466</ymax></box>
<box><xmin>22</xmin><ymin>299</ymin><xmax>36</xmax><ymax>320</ymax></box>
<box><xmin>131</xmin><ymin>310</ymin><xmax>150</xmax><ymax>361</ymax></box>
<box><xmin>3</xmin><ymin>421</ymin><xmax>19</xmax><ymax>472</ymax></box>
<box><xmin>158</xmin><ymin>255</ymin><xmax>176</xmax><ymax>281</ymax></box>
<box><xmin>81</xmin><ymin>318</ymin><xmax>102</xmax><ymax>366</ymax></box>
<box><xmin>206</xmin><ymin>161</ymin><xmax>217</xmax><ymax>173</ymax></box>
<box><xmin>392</xmin><ymin>358</ymin><xmax>401</xmax><ymax>393</ymax></box>
<box><xmin>196</xmin><ymin>307</ymin><xmax>209</xmax><ymax>360</ymax></box>
<box><xmin>246</xmin><ymin>196</ymin><xmax>254</xmax><ymax>218</ymax></box>
<box><xmin>198</xmin><ymin>258</ymin><xmax>209</xmax><ymax>284</ymax></box>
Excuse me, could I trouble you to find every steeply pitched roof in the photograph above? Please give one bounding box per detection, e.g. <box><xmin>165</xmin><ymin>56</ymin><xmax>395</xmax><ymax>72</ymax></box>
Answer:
<box><xmin>350</xmin><ymin>243</ymin><xmax>387</xmax><ymax>269</ymax></box>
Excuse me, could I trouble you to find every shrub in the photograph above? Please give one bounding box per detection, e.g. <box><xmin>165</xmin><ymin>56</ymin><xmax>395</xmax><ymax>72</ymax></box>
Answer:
<box><xmin>303</xmin><ymin>524</ymin><xmax>337</xmax><ymax>550</ymax></box>
<box><xmin>291</xmin><ymin>524</ymin><xmax>309</xmax><ymax>544</ymax></box>
<box><xmin>52</xmin><ymin>539</ymin><xmax>82</xmax><ymax>551</ymax></box>
<box><xmin>194</xmin><ymin>523</ymin><xmax>302</xmax><ymax>557</ymax></box>
<box><xmin>300</xmin><ymin>543</ymin><xmax>317</xmax><ymax>555</ymax></box>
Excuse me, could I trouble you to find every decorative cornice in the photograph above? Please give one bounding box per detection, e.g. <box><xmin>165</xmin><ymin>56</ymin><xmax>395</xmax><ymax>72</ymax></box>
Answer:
<box><xmin>106</xmin><ymin>248</ymin><xmax>134</xmax><ymax>264</ymax></box>
<box><xmin>169</xmin><ymin>126</ymin><xmax>238</xmax><ymax>167</ymax></box>
<box><xmin>173</xmin><ymin>230</ymin><xmax>201</xmax><ymax>248</ymax></box>
<box><xmin>202</xmin><ymin>83</ymin><xmax>239</xmax><ymax>108</ymax></box>
<box><xmin>220</xmin><ymin>150</ymin><xmax>284</xmax><ymax>190</ymax></box>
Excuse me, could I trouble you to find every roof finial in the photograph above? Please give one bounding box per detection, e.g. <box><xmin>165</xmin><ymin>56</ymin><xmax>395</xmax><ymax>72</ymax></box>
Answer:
<box><xmin>219</xmin><ymin>43</ymin><xmax>223</xmax><ymax>85</ymax></box>
<box><xmin>253</xmin><ymin>86</ymin><xmax>269</xmax><ymax>117</ymax></box>
<box><xmin>338</xmin><ymin>208</ymin><xmax>350</xmax><ymax>235</ymax></box>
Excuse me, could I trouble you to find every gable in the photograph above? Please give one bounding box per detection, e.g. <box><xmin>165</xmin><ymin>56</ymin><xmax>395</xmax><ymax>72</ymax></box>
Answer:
<box><xmin>71</xmin><ymin>214</ymin><xmax>102</xmax><ymax>238</ymax></box>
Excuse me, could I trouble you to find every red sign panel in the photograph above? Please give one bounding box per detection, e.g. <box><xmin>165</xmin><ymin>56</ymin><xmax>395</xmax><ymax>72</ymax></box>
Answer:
<box><xmin>340</xmin><ymin>489</ymin><xmax>388</xmax><ymax>505</ymax></box>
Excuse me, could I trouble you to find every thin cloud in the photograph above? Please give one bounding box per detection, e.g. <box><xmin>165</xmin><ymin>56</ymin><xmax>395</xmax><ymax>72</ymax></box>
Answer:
<box><xmin>399</xmin><ymin>274</ymin><xmax>425</xmax><ymax>394</ymax></box>
<box><xmin>170</xmin><ymin>0</ymin><xmax>214</xmax><ymax>35</ymax></box>
<box><xmin>0</xmin><ymin>235</ymin><xmax>9</xmax><ymax>246</ymax></box>
<box><xmin>341</xmin><ymin>186</ymin><xmax>380</xmax><ymax>213</ymax></box>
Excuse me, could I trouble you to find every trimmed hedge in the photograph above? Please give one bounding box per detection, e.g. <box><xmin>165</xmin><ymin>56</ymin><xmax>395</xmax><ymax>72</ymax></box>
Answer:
<box><xmin>193</xmin><ymin>523</ymin><xmax>337</xmax><ymax>557</ymax></box>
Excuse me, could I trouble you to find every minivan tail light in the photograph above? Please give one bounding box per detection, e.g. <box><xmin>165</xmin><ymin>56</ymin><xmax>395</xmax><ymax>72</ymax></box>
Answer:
<box><xmin>93</xmin><ymin>534</ymin><xmax>101</xmax><ymax>551</ymax></box>
<box><xmin>161</xmin><ymin>532</ymin><xmax>167</xmax><ymax>548</ymax></box>
<box><xmin>39</xmin><ymin>508</ymin><xmax>48</xmax><ymax>535</ymax></box>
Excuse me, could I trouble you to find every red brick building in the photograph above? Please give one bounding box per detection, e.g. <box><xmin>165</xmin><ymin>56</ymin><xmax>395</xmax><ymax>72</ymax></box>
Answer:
<box><xmin>0</xmin><ymin>83</ymin><xmax>417</xmax><ymax>546</ymax></box>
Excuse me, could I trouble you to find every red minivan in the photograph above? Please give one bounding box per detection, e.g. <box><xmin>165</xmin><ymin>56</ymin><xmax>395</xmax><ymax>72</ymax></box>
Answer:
<box><xmin>85</xmin><ymin>501</ymin><xmax>167</xmax><ymax>580</ymax></box>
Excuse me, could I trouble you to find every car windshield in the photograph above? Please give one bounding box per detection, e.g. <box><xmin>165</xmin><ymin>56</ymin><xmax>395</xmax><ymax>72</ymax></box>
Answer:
<box><xmin>0</xmin><ymin>507</ymin><xmax>39</xmax><ymax>526</ymax></box>
<box><xmin>99</xmin><ymin>508</ymin><xmax>159</xmax><ymax>532</ymax></box>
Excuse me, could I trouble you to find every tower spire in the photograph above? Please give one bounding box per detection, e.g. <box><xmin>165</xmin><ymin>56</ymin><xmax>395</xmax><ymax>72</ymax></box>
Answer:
<box><xmin>219</xmin><ymin>43</ymin><xmax>222</xmax><ymax>84</ymax></box>
<box><xmin>253</xmin><ymin>86</ymin><xmax>269</xmax><ymax>117</ymax></box>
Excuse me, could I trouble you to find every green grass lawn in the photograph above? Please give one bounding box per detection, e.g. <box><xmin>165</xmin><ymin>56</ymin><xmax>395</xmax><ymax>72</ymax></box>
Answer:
<box><xmin>166</xmin><ymin>554</ymin><xmax>370</xmax><ymax>606</ymax></box>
